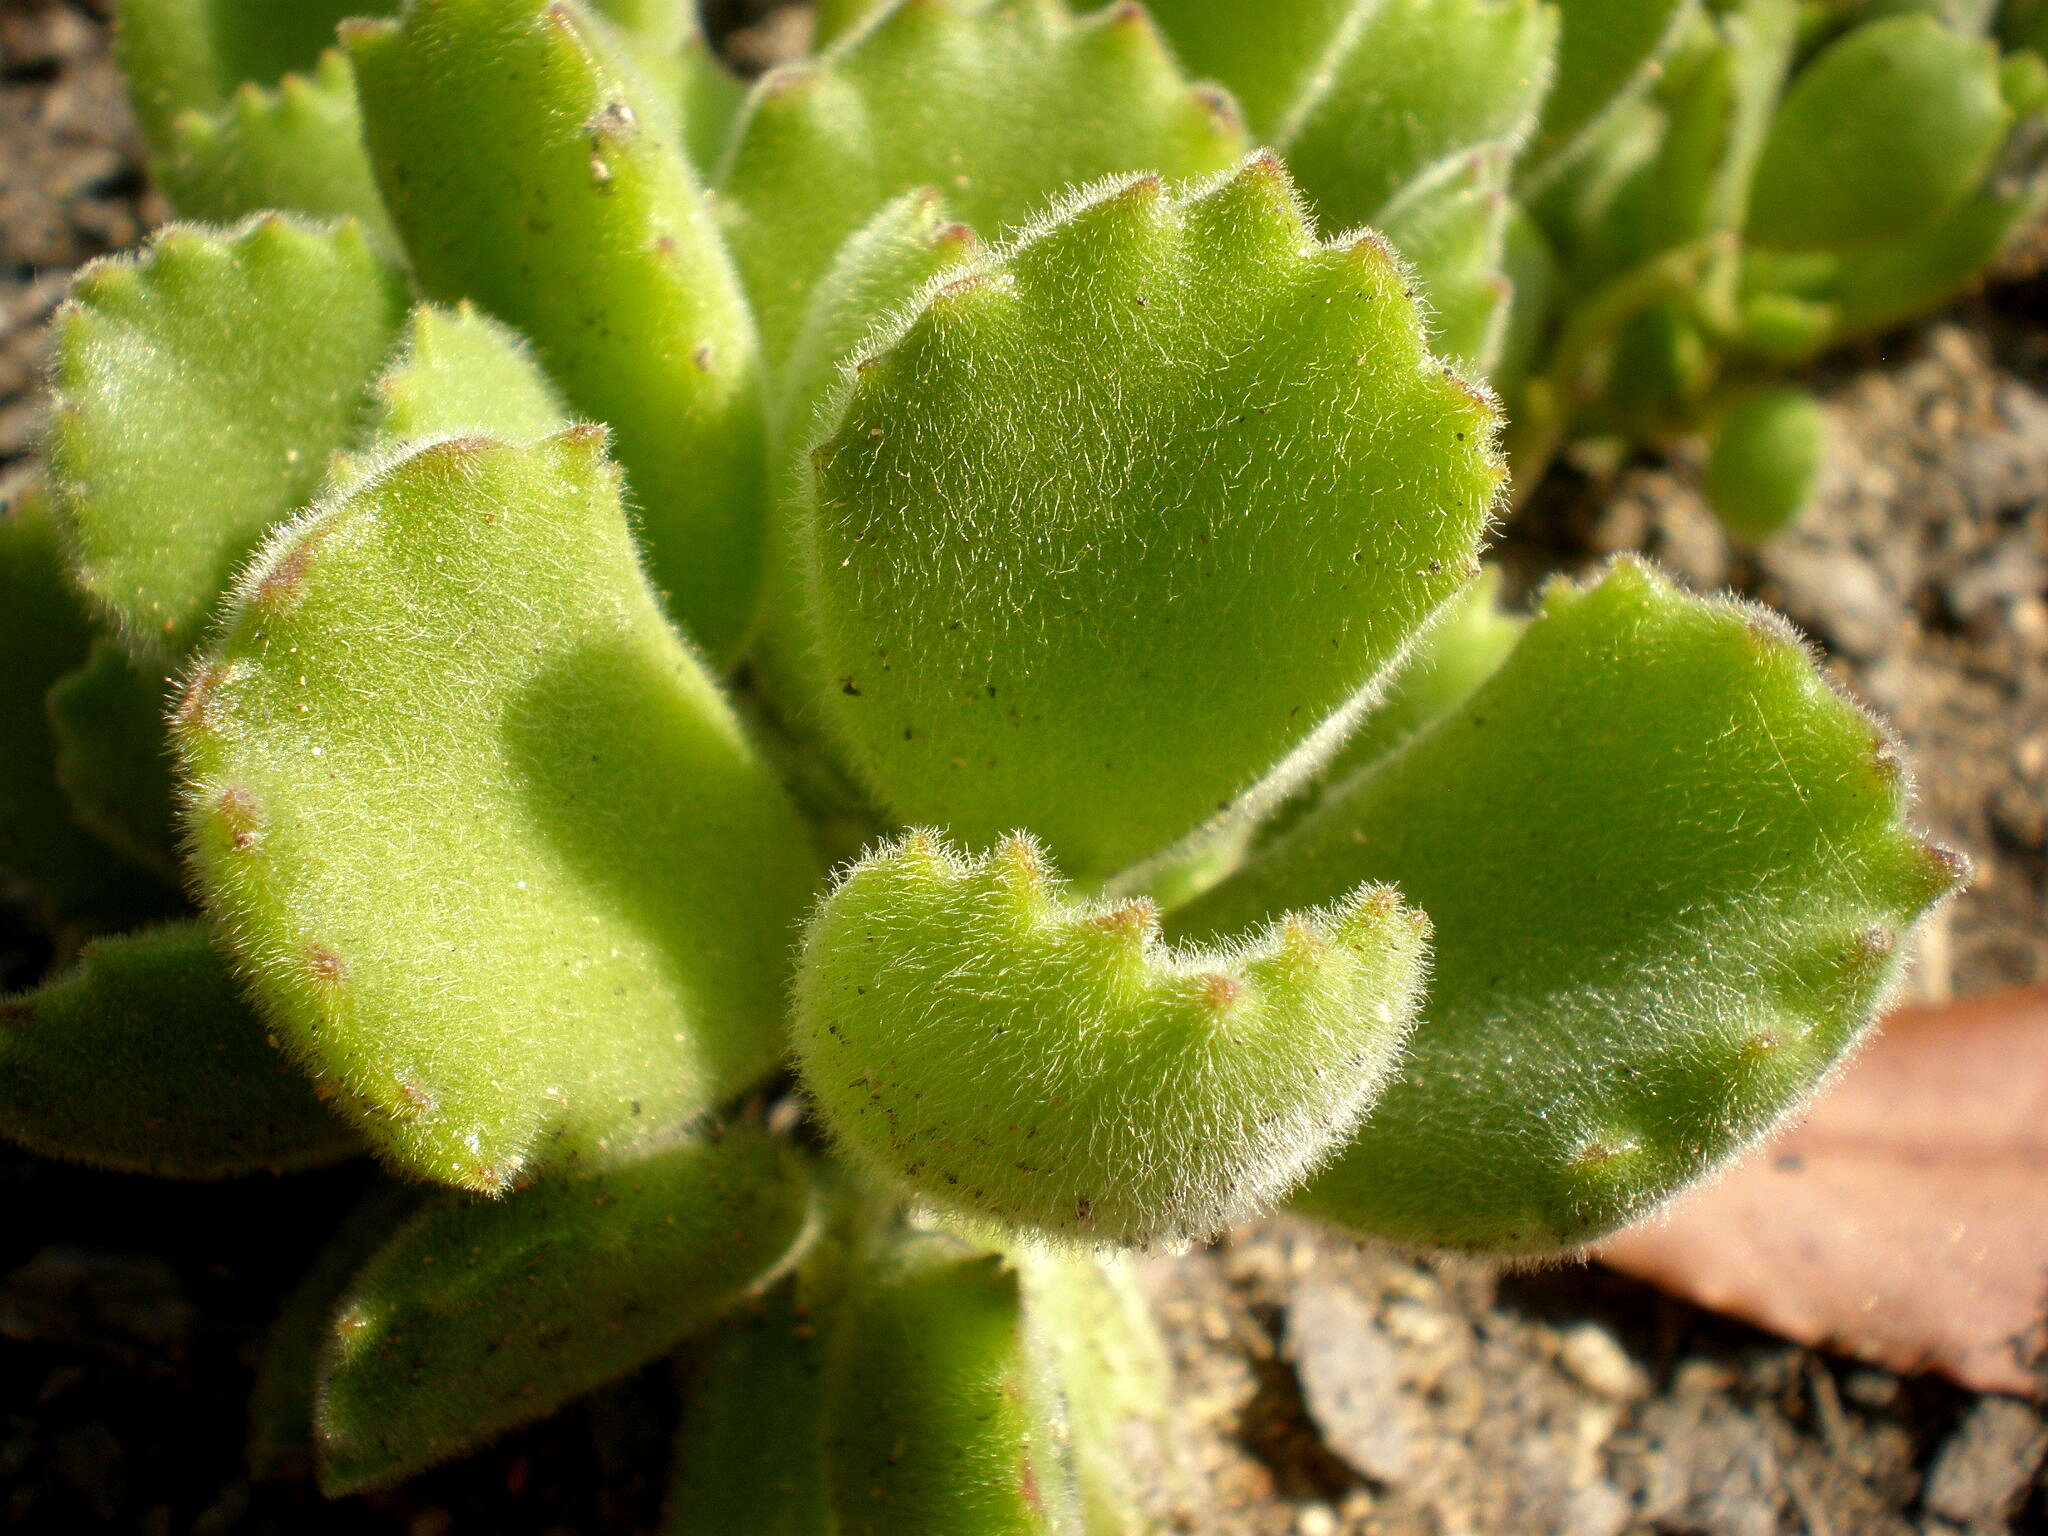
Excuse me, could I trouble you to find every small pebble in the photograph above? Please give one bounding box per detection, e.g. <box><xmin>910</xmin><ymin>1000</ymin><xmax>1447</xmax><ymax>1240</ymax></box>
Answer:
<box><xmin>1558</xmin><ymin>1322</ymin><xmax>1648</xmax><ymax>1401</ymax></box>
<box><xmin>1295</xmin><ymin>1502</ymin><xmax>1338</xmax><ymax>1536</ymax></box>
<box><xmin>1922</xmin><ymin>1398</ymin><xmax>2048</xmax><ymax>1526</ymax></box>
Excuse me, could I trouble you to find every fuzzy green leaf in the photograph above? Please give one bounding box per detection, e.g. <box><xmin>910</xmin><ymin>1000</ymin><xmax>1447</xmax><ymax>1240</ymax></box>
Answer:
<box><xmin>752</xmin><ymin>191</ymin><xmax>981</xmax><ymax>694</ymax></box>
<box><xmin>718</xmin><ymin>0</ymin><xmax>1247</xmax><ymax>361</ymax></box>
<box><xmin>799</xmin><ymin>159</ymin><xmax>1502</xmax><ymax>884</ymax></box>
<box><xmin>50</xmin><ymin>216</ymin><xmax>409</xmax><ymax>659</ymax></box>
<box><xmin>794</xmin><ymin>831</ymin><xmax>1428</xmax><ymax>1245</ymax></box>
<box><xmin>0</xmin><ymin>479</ymin><xmax>178</xmax><ymax>926</ymax></box>
<box><xmin>1705</xmin><ymin>385</ymin><xmax>1827</xmax><ymax>538</ymax></box>
<box><xmin>581</xmin><ymin>0</ymin><xmax>746</xmax><ymax>170</ymax></box>
<box><xmin>666</xmin><ymin>1284</ymin><xmax>835</xmax><ymax>1536</ymax></box>
<box><xmin>156</xmin><ymin>51</ymin><xmax>400</xmax><ymax>257</ymax></box>
<box><xmin>1285</xmin><ymin>566</ymin><xmax>1524</xmax><ymax>820</ymax></box>
<box><xmin>1519</xmin><ymin>0</ymin><xmax>1693</xmax><ymax>190</ymax></box>
<box><xmin>249</xmin><ymin>1183</ymin><xmax>418</xmax><ymax>1483</ymax></box>
<box><xmin>775</xmin><ymin>189</ymin><xmax>981</xmax><ymax>444</ymax></box>
<box><xmin>318</xmin><ymin>1127</ymin><xmax>813</xmax><ymax>1495</ymax></box>
<box><xmin>1279</xmin><ymin>0</ymin><xmax>1558</xmax><ymax>230</ymax></box>
<box><xmin>48</xmin><ymin>640</ymin><xmax>182</xmax><ymax>882</ymax></box>
<box><xmin>1180</xmin><ymin>558</ymin><xmax>1963</xmax><ymax>1251</ymax></box>
<box><xmin>1375</xmin><ymin>142</ymin><xmax>1515</xmax><ymax>371</ymax></box>
<box><xmin>822</xmin><ymin>1239</ymin><xmax>1046</xmax><ymax>1536</ymax></box>
<box><xmin>1747</xmin><ymin>15</ymin><xmax>2010</xmax><ymax>252</ymax></box>
<box><xmin>115</xmin><ymin>0</ymin><xmax>400</xmax><ymax>146</ymax></box>
<box><xmin>1142</xmin><ymin>0</ymin><xmax>1359</xmax><ymax>140</ymax></box>
<box><xmin>176</xmin><ymin>432</ymin><xmax>818</xmax><ymax>1191</ymax></box>
<box><xmin>1015</xmin><ymin>1248</ymin><xmax>1186</xmax><ymax>1532</ymax></box>
<box><xmin>348</xmin><ymin>0</ymin><xmax>767</xmax><ymax>656</ymax></box>
<box><xmin>367</xmin><ymin>302</ymin><xmax>571</xmax><ymax>447</ymax></box>
<box><xmin>0</xmin><ymin>921</ymin><xmax>356</xmax><ymax>1178</ymax></box>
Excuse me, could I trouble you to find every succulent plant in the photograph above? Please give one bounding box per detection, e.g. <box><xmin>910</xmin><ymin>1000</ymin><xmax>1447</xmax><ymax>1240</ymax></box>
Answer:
<box><xmin>0</xmin><ymin>0</ymin><xmax>1971</xmax><ymax>1525</ymax></box>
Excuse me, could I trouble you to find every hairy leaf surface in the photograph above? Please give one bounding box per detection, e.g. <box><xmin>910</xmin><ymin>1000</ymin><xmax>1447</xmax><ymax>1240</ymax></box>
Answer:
<box><xmin>178</xmin><ymin>432</ymin><xmax>818</xmax><ymax>1191</ymax></box>
<box><xmin>1181</xmin><ymin>558</ymin><xmax>1963</xmax><ymax>1250</ymax></box>
<box><xmin>719</xmin><ymin>0</ymin><xmax>1245</xmax><ymax>360</ymax></box>
<box><xmin>802</xmin><ymin>159</ymin><xmax>1501</xmax><ymax>883</ymax></box>
<box><xmin>319</xmin><ymin>1127</ymin><xmax>811</xmax><ymax>1494</ymax></box>
<box><xmin>1281</xmin><ymin>0</ymin><xmax>1557</xmax><ymax>230</ymax></box>
<box><xmin>0</xmin><ymin>922</ymin><xmax>356</xmax><ymax>1178</ymax></box>
<box><xmin>795</xmin><ymin>831</ymin><xmax>1427</xmax><ymax>1245</ymax></box>
<box><xmin>50</xmin><ymin>216</ymin><xmax>408</xmax><ymax>659</ymax></box>
<box><xmin>349</xmin><ymin>0</ymin><xmax>766</xmax><ymax>655</ymax></box>
<box><xmin>156</xmin><ymin>52</ymin><xmax>399</xmax><ymax>254</ymax></box>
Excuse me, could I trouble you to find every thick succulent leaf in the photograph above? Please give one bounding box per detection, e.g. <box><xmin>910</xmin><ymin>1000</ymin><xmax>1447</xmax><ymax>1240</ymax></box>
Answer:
<box><xmin>1297</xmin><ymin>565</ymin><xmax>1523</xmax><ymax>809</ymax></box>
<box><xmin>1374</xmin><ymin>142</ymin><xmax>1515</xmax><ymax>372</ymax></box>
<box><xmin>156</xmin><ymin>52</ymin><xmax>400</xmax><ymax>256</ymax></box>
<box><xmin>822</xmin><ymin>1239</ymin><xmax>1051</xmax><ymax>1536</ymax></box>
<box><xmin>1491</xmin><ymin>203</ymin><xmax>1558</xmax><ymax>396</ymax></box>
<box><xmin>1818</xmin><ymin>168</ymin><xmax>2048</xmax><ymax>342</ymax></box>
<box><xmin>48</xmin><ymin>640</ymin><xmax>181</xmax><ymax>882</ymax></box>
<box><xmin>752</xmin><ymin>192</ymin><xmax>980</xmax><ymax>695</ymax></box>
<box><xmin>49</xmin><ymin>216</ymin><xmax>409</xmax><ymax>659</ymax></box>
<box><xmin>0</xmin><ymin>921</ymin><xmax>356</xmax><ymax>1178</ymax></box>
<box><xmin>176</xmin><ymin>432</ymin><xmax>818</xmax><ymax>1191</ymax></box>
<box><xmin>1746</xmin><ymin>16</ymin><xmax>2009</xmax><ymax>252</ymax></box>
<box><xmin>1705</xmin><ymin>385</ymin><xmax>1827</xmax><ymax>538</ymax></box>
<box><xmin>1519</xmin><ymin>0</ymin><xmax>1694</xmax><ymax>191</ymax></box>
<box><xmin>775</xmin><ymin>189</ymin><xmax>981</xmax><ymax>443</ymax></box>
<box><xmin>1015</xmin><ymin>1249</ymin><xmax>1186</xmax><ymax>1531</ymax></box>
<box><xmin>717</xmin><ymin>0</ymin><xmax>1247</xmax><ymax>362</ymax></box>
<box><xmin>115</xmin><ymin>0</ymin><xmax>400</xmax><ymax>146</ymax></box>
<box><xmin>666</xmin><ymin>1284</ymin><xmax>834</xmax><ymax>1536</ymax></box>
<box><xmin>348</xmin><ymin>0</ymin><xmax>766</xmax><ymax>657</ymax></box>
<box><xmin>317</xmin><ymin>1127</ymin><xmax>813</xmax><ymax>1495</ymax></box>
<box><xmin>800</xmin><ymin>159</ymin><xmax>1502</xmax><ymax>884</ymax></box>
<box><xmin>0</xmin><ymin>478</ymin><xmax>178</xmax><ymax>926</ymax></box>
<box><xmin>367</xmin><ymin>302</ymin><xmax>570</xmax><ymax>446</ymax></box>
<box><xmin>794</xmin><ymin>831</ymin><xmax>1427</xmax><ymax>1245</ymax></box>
<box><xmin>1142</xmin><ymin>0</ymin><xmax>1360</xmax><ymax>140</ymax></box>
<box><xmin>1278</xmin><ymin>0</ymin><xmax>1559</xmax><ymax>231</ymax></box>
<box><xmin>249</xmin><ymin>1183</ymin><xmax>418</xmax><ymax>1483</ymax></box>
<box><xmin>1178</xmin><ymin>559</ymin><xmax>1964</xmax><ymax>1252</ymax></box>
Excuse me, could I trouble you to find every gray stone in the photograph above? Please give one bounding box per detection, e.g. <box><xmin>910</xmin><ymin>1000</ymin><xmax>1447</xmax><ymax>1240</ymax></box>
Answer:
<box><xmin>1922</xmin><ymin>1399</ymin><xmax>2048</xmax><ymax>1527</ymax></box>
<box><xmin>1287</xmin><ymin>1280</ymin><xmax>1412</xmax><ymax>1484</ymax></box>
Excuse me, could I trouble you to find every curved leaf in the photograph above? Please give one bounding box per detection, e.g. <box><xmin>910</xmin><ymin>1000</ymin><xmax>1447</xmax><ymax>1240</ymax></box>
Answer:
<box><xmin>0</xmin><ymin>479</ymin><xmax>178</xmax><ymax>926</ymax></box>
<box><xmin>48</xmin><ymin>639</ymin><xmax>182</xmax><ymax>882</ymax></box>
<box><xmin>156</xmin><ymin>51</ymin><xmax>399</xmax><ymax>255</ymax></box>
<box><xmin>318</xmin><ymin>1127</ymin><xmax>813</xmax><ymax>1494</ymax></box>
<box><xmin>0</xmin><ymin>921</ymin><xmax>357</xmax><ymax>1178</ymax></box>
<box><xmin>1279</xmin><ymin>0</ymin><xmax>1558</xmax><ymax>230</ymax></box>
<box><xmin>794</xmin><ymin>831</ymin><xmax>1426</xmax><ymax>1245</ymax></box>
<box><xmin>1747</xmin><ymin>15</ymin><xmax>2009</xmax><ymax>252</ymax></box>
<box><xmin>348</xmin><ymin>0</ymin><xmax>766</xmax><ymax>656</ymax></box>
<box><xmin>177</xmin><ymin>432</ymin><xmax>818</xmax><ymax>1190</ymax></box>
<box><xmin>1180</xmin><ymin>558</ymin><xmax>1964</xmax><ymax>1251</ymax></box>
<box><xmin>49</xmin><ymin>215</ymin><xmax>408</xmax><ymax>659</ymax></box>
<box><xmin>718</xmin><ymin>0</ymin><xmax>1246</xmax><ymax>360</ymax></box>
<box><xmin>800</xmin><ymin>158</ymin><xmax>1501</xmax><ymax>883</ymax></box>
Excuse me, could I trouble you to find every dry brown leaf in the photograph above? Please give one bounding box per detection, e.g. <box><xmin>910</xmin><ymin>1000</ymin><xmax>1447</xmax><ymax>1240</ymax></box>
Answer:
<box><xmin>1596</xmin><ymin>987</ymin><xmax>2048</xmax><ymax>1395</ymax></box>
